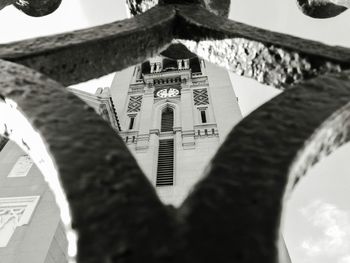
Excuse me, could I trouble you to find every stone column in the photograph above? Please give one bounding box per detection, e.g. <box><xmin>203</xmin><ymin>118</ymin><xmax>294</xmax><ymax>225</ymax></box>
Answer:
<box><xmin>180</xmin><ymin>82</ymin><xmax>195</xmax><ymax>149</ymax></box>
<box><xmin>136</xmin><ymin>84</ymin><xmax>154</xmax><ymax>151</ymax></box>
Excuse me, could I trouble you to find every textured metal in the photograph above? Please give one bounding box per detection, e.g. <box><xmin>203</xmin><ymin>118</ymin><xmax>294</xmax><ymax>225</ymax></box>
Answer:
<box><xmin>126</xmin><ymin>0</ymin><xmax>159</xmax><ymax>16</ymax></box>
<box><xmin>296</xmin><ymin>0</ymin><xmax>349</xmax><ymax>18</ymax></box>
<box><xmin>0</xmin><ymin>0</ymin><xmax>62</xmax><ymax>16</ymax></box>
<box><xmin>176</xmin><ymin>5</ymin><xmax>350</xmax><ymax>88</ymax></box>
<box><xmin>1</xmin><ymin>5</ymin><xmax>349</xmax><ymax>89</ymax></box>
<box><xmin>0</xmin><ymin>60</ymin><xmax>177</xmax><ymax>263</ymax></box>
<box><xmin>202</xmin><ymin>0</ymin><xmax>230</xmax><ymax>17</ymax></box>
<box><xmin>0</xmin><ymin>1</ymin><xmax>350</xmax><ymax>263</ymax></box>
<box><xmin>180</xmin><ymin>70</ymin><xmax>350</xmax><ymax>263</ymax></box>
<box><xmin>0</xmin><ymin>0</ymin><xmax>15</xmax><ymax>10</ymax></box>
<box><xmin>0</xmin><ymin>6</ymin><xmax>176</xmax><ymax>86</ymax></box>
<box><xmin>126</xmin><ymin>0</ymin><xmax>230</xmax><ymax>17</ymax></box>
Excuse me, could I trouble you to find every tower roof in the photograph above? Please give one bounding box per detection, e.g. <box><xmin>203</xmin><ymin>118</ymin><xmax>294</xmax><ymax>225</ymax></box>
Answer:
<box><xmin>141</xmin><ymin>43</ymin><xmax>201</xmax><ymax>74</ymax></box>
<box><xmin>160</xmin><ymin>43</ymin><xmax>197</xmax><ymax>60</ymax></box>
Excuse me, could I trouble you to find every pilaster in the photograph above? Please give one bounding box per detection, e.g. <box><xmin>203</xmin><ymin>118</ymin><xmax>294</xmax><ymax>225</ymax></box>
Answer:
<box><xmin>136</xmin><ymin>85</ymin><xmax>154</xmax><ymax>150</ymax></box>
<box><xmin>180</xmin><ymin>83</ymin><xmax>195</xmax><ymax>148</ymax></box>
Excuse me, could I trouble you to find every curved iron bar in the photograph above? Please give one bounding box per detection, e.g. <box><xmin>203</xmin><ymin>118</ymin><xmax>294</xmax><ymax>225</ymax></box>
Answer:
<box><xmin>0</xmin><ymin>5</ymin><xmax>176</xmax><ymax>86</ymax></box>
<box><xmin>0</xmin><ymin>60</ymin><xmax>179</xmax><ymax>263</ymax></box>
<box><xmin>0</xmin><ymin>4</ymin><xmax>350</xmax><ymax>89</ymax></box>
<box><xmin>2</xmin><ymin>58</ymin><xmax>350</xmax><ymax>263</ymax></box>
<box><xmin>296</xmin><ymin>0</ymin><xmax>349</xmax><ymax>18</ymax></box>
<box><xmin>176</xmin><ymin>5</ymin><xmax>350</xmax><ymax>88</ymax></box>
<box><xmin>180</xmin><ymin>70</ymin><xmax>350</xmax><ymax>263</ymax></box>
<box><xmin>0</xmin><ymin>1</ymin><xmax>350</xmax><ymax>263</ymax></box>
<box><xmin>127</xmin><ymin>0</ymin><xmax>231</xmax><ymax>17</ymax></box>
<box><xmin>0</xmin><ymin>0</ymin><xmax>61</xmax><ymax>16</ymax></box>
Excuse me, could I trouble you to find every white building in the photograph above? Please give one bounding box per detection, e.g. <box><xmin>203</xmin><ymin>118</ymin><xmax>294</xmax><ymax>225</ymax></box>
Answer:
<box><xmin>109</xmin><ymin>44</ymin><xmax>242</xmax><ymax>205</ymax></box>
<box><xmin>0</xmin><ymin>43</ymin><xmax>291</xmax><ymax>262</ymax></box>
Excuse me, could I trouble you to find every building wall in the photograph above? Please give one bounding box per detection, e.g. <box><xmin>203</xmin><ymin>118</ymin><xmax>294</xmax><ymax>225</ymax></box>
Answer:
<box><xmin>112</xmin><ymin>60</ymin><xmax>242</xmax><ymax>206</ymax></box>
<box><xmin>0</xmin><ymin>141</ymin><xmax>68</xmax><ymax>263</ymax></box>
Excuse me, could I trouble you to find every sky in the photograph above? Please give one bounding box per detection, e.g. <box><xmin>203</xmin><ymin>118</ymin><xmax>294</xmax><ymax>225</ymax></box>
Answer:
<box><xmin>0</xmin><ymin>1</ymin><xmax>350</xmax><ymax>263</ymax></box>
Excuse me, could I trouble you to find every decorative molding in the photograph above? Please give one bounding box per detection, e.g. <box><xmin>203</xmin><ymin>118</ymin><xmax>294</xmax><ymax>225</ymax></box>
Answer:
<box><xmin>8</xmin><ymin>155</ymin><xmax>33</xmax><ymax>177</ymax></box>
<box><xmin>127</xmin><ymin>96</ymin><xmax>143</xmax><ymax>112</ymax></box>
<box><xmin>197</xmin><ymin>106</ymin><xmax>208</xmax><ymax>111</ymax></box>
<box><xmin>193</xmin><ymin>89</ymin><xmax>209</xmax><ymax>106</ymax></box>
<box><xmin>0</xmin><ymin>196</ymin><xmax>40</xmax><ymax>247</ymax></box>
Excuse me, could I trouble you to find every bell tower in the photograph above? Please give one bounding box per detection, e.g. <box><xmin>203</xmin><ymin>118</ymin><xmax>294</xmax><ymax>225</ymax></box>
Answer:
<box><xmin>110</xmin><ymin>44</ymin><xmax>242</xmax><ymax>206</ymax></box>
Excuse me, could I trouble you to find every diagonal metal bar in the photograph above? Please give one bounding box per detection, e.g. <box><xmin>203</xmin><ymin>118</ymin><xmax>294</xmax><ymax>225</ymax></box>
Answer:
<box><xmin>176</xmin><ymin>5</ymin><xmax>350</xmax><ymax>88</ymax></box>
<box><xmin>1</xmin><ymin>3</ymin><xmax>350</xmax><ymax>89</ymax></box>
<box><xmin>0</xmin><ymin>5</ymin><xmax>176</xmax><ymax>86</ymax></box>
<box><xmin>0</xmin><ymin>60</ymin><xmax>179</xmax><ymax>263</ymax></box>
<box><xmin>180</xmin><ymin>71</ymin><xmax>350</xmax><ymax>263</ymax></box>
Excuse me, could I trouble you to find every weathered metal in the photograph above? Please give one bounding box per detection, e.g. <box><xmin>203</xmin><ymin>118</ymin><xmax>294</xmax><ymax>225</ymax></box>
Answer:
<box><xmin>0</xmin><ymin>0</ymin><xmax>61</xmax><ymax>16</ymax></box>
<box><xmin>0</xmin><ymin>59</ymin><xmax>177</xmax><ymax>263</ymax></box>
<box><xmin>0</xmin><ymin>1</ymin><xmax>350</xmax><ymax>263</ymax></box>
<box><xmin>176</xmin><ymin>5</ymin><xmax>350</xmax><ymax>88</ymax></box>
<box><xmin>127</xmin><ymin>0</ymin><xmax>230</xmax><ymax>17</ymax></box>
<box><xmin>126</xmin><ymin>0</ymin><xmax>158</xmax><ymax>16</ymax></box>
<box><xmin>0</xmin><ymin>6</ymin><xmax>176</xmax><ymax>86</ymax></box>
<box><xmin>181</xmin><ymin>70</ymin><xmax>350</xmax><ymax>263</ymax></box>
<box><xmin>296</xmin><ymin>0</ymin><xmax>349</xmax><ymax>18</ymax></box>
<box><xmin>1</xmin><ymin>4</ymin><xmax>349</xmax><ymax>89</ymax></box>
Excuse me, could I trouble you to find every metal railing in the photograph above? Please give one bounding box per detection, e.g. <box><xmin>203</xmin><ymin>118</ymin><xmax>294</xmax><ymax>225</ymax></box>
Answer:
<box><xmin>0</xmin><ymin>0</ymin><xmax>349</xmax><ymax>262</ymax></box>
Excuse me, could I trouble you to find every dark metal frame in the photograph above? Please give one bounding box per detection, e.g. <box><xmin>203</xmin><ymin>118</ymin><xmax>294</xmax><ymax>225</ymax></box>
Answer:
<box><xmin>0</xmin><ymin>1</ymin><xmax>349</xmax><ymax>262</ymax></box>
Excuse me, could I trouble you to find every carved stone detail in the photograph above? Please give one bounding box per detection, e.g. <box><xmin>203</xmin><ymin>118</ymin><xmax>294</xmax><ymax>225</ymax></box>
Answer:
<box><xmin>0</xmin><ymin>196</ymin><xmax>40</xmax><ymax>247</ymax></box>
<box><xmin>127</xmin><ymin>96</ymin><xmax>143</xmax><ymax>112</ymax></box>
<box><xmin>193</xmin><ymin>89</ymin><xmax>209</xmax><ymax>105</ymax></box>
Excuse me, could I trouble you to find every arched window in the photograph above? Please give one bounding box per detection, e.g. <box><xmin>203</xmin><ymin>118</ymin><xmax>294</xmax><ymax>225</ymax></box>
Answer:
<box><xmin>161</xmin><ymin>107</ymin><xmax>174</xmax><ymax>132</ymax></box>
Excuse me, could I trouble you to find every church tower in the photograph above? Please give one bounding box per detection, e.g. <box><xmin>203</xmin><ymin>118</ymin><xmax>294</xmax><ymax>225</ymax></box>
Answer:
<box><xmin>0</xmin><ymin>44</ymin><xmax>291</xmax><ymax>262</ymax></box>
<box><xmin>110</xmin><ymin>44</ymin><xmax>242</xmax><ymax>206</ymax></box>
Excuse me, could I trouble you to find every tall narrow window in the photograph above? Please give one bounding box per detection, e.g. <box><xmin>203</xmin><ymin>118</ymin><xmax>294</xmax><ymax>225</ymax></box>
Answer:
<box><xmin>161</xmin><ymin>107</ymin><xmax>174</xmax><ymax>132</ymax></box>
<box><xmin>156</xmin><ymin>139</ymin><xmax>174</xmax><ymax>186</ymax></box>
<box><xmin>200</xmin><ymin>110</ymin><xmax>207</xmax><ymax>123</ymax></box>
<box><xmin>129</xmin><ymin>117</ymin><xmax>135</xmax><ymax>130</ymax></box>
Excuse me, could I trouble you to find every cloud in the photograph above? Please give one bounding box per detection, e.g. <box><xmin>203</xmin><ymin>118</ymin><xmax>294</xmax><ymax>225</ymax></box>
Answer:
<box><xmin>299</xmin><ymin>200</ymin><xmax>350</xmax><ymax>261</ymax></box>
<box><xmin>339</xmin><ymin>256</ymin><xmax>350</xmax><ymax>263</ymax></box>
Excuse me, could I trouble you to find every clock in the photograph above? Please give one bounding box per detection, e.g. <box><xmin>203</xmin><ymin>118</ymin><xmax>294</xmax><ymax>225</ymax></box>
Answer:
<box><xmin>156</xmin><ymin>88</ymin><xmax>179</xmax><ymax>98</ymax></box>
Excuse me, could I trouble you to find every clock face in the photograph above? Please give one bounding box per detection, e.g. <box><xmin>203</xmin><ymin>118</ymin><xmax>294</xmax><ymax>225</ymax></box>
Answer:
<box><xmin>156</xmin><ymin>88</ymin><xmax>179</xmax><ymax>98</ymax></box>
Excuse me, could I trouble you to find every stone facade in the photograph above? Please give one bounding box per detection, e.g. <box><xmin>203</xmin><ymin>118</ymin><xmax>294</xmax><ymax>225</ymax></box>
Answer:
<box><xmin>111</xmin><ymin>55</ymin><xmax>242</xmax><ymax>206</ymax></box>
<box><xmin>0</xmin><ymin>140</ymin><xmax>68</xmax><ymax>263</ymax></box>
<box><xmin>71</xmin><ymin>53</ymin><xmax>242</xmax><ymax>206</ymax></box>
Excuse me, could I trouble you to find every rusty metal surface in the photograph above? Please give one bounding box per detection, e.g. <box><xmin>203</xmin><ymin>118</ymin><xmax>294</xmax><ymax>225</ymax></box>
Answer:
<box><xmin>2</xmin><ymin>57</ymin><xmax>350</xmax><ymax>263</ymax></box>
<box><xmin>0</xmin><ymin>0</ymin><xmax>61</xmax><ymax>16</ymax></box>
<box><xmin>0</xmin><ymin>6</ymin><xmax>176</xmax><ymax>86</ymax></box>
<box><xmin>177</xmin><ymin>5</ymin><xmax>350</xmax><ymax>88</ymax></box>
<box><xmin>0</xmin><ymin>59</ymin><xmax>178</xmax><ymax>263</ymax></box>
<box><xmin>202</xmin><ymin>0</ymin><xmax>230</xmax><ymax>17</ymax></box>
<box><xmin>296</xmin><ymin>0</ymin><xmax>349</xmax><ymax>18</ymax></box>
<box><xmin>126</xmin><ymin>0</ymin><xmax>159</xmax><ymax>16</ymax></box>
<box><xmin>180</xmin><ymin>71</ymin><xmax>350</xmax><ymax>263</ymax></box>
<box><xmin>127</xmin><ymin>0</ymin><xmax>230</xmax><ymax>17</ymax></box>
<box><xmin>0</xmin><ymin>0</ymin><xmax>15</xmax><ymax>10</ymax></box>
<box><xmin>0</xmin><ymin>4</ymin><xmax>349</xmax><ymax>89</ymax></box>
<box><xmin>0</xmin><ymin>1</ymin><xmax>350</xmax><ymax>263</ymax></box>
